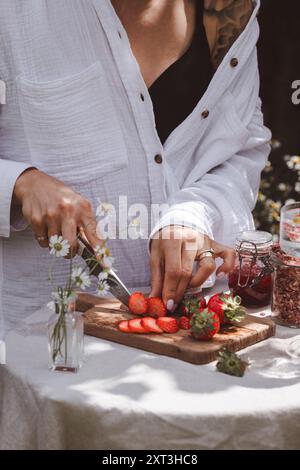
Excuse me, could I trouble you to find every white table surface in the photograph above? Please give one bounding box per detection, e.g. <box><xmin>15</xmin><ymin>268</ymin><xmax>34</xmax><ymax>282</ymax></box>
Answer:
<box><xmin>1</xmin><ymin>281</ymin><xmax>300</xmax><ymax>450</ymax></box>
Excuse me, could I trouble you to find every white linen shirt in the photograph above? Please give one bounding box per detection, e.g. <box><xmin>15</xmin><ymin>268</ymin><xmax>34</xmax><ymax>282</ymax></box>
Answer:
<box><xmin>0</xmin><ymin>0</ymin><xmax>271</xmax><ymax>334</ymax></box>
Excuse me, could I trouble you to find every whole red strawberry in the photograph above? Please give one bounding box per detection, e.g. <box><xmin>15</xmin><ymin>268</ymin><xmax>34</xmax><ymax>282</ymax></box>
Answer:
<box><xmin>178</xmin><ymin>316</ymin><xmax>191</xmax><ymax>330</ymax></box>
<box><xmin>128</xmin><ymin>292</ymin><xmax>148</xmax><ymax>315</ymax></box>
<box><xmin>177</xmin><ymin>296</ymin><xmax>206</xmax><ymax>318</ymax></box>
<box><xmin>207</xmin><ymin>292</ymin><xmax>246</xmax><ymax>324</ymax></box>
<box><xmin>190</xmin><ymin>308</ymin><xmax>220</xmax><ymax>341</ymax></box>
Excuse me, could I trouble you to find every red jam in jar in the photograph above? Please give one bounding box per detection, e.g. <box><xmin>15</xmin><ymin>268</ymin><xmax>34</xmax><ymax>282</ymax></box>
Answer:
<box><xmin>228</xmin><ymin>230</ymin><xmax>273</xmax><ymax>308</ymax></box>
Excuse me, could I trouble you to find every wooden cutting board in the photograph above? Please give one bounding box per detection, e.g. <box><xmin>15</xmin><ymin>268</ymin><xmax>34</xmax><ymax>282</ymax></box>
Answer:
<box><xmin>77</xmin><ymin>293</ymin><xmax>276</xmax><ymax>365</ymax></box>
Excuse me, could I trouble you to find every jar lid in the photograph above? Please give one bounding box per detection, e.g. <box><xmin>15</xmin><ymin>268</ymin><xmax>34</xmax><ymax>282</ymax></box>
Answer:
<box><xmin>235</xmin><ymin>230</ymin><xmax>273</xmax><ymax>255</ymax></box>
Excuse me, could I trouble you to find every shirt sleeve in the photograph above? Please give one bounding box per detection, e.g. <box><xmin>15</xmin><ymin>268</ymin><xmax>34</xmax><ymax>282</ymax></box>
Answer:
<box><xmin>0</xmin><ymin>160</ymin><xmax>33</xmax><ymax>237</ymax></box>
<box><xmin>149</xmin><ymin>50</ymin><xmax>272</xmax><ymax>250</ymax></box>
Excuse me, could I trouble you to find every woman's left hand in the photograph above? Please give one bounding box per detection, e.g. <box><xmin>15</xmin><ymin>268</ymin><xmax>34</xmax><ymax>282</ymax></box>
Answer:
<box><xmin>149</xmin><ymin>225</ymin><xmax>236</xmax><ymax>311</ymax></box>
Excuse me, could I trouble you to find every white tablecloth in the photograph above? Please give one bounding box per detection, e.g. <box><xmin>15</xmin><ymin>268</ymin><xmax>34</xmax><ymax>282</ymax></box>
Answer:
<box><xmin>1</xmin><ymin>281</ymin><xmax>300</xmax><ymax>450</ymax></box>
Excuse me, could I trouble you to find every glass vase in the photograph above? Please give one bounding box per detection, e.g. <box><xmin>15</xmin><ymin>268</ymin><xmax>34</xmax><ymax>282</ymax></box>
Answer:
<box><xmin>47</xmin><ymin>293</ymin><xmax>84</xmax><ymax>372</ymax></box>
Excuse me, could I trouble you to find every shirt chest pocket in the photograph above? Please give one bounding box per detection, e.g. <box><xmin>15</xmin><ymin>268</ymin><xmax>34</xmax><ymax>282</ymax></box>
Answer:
<box><xmin>16</xmin><ymin>62</ymin><xmax>128</xmax><ymax>185</ymax></box>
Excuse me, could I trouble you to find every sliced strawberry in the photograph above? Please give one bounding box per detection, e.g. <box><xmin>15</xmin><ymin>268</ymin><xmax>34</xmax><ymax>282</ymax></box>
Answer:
<box><xmin>118</xmin><ymin>320</ymin><xmax>131</xmax><ymax>333</ymax></box>
<box><xmin>128</xmin><ymin>318</ymin><xmax>148</xmax><ymax>334</ymax></box>
<box><xmin>128</xmin><ymin>292</ymin><xmax>148</xmax><ymax>315</ymax></box>
<box><xmin>147</xmin><ymin>297</ymin><xmax>167</xmax><ymax>318</ymax></box>
<box><xmin>157</xmin><ymin>317</ymin><xmax>179</xmax><ymax>334</ymax></box>
<box><xmin>178</xmin><ymin>316</ymin><xmax>191</xmax><ymax>330</ymax></box>
<box><xmin>141</xmin><ymin>317</ymin><xmax>163</xmax><ymax>334</ymax></box>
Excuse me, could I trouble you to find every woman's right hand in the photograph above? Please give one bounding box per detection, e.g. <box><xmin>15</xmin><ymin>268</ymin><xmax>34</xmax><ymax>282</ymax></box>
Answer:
<box><xmin>13</xmin><ymin>168</ymin><xmax>101</xmax><ymax>254</ymax></box>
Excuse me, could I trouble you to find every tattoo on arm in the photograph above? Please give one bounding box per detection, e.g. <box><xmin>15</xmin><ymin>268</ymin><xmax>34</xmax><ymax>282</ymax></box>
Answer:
<box><xmin>204</xmin><ymin>0</ymin><xmax>254</xmax><ymax>70</ymax></box>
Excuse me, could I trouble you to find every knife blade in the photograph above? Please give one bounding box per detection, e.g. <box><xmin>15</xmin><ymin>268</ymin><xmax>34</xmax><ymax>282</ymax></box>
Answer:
<box><xmin>77</xmin><ymin>236</ymin><xmax>131</xmax><ymax>307</ymax></box>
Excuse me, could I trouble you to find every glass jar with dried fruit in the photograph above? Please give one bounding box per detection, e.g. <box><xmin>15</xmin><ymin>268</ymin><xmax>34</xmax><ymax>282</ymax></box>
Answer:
<box><xmin>271</xmin><ymin>246</ymin><xmax>300</xmax><ymax>328</ymax></box>
<box><xmin>228</xmin><ymin>230</ymin><xmax>273</xmax><ymax>308</ymax></box>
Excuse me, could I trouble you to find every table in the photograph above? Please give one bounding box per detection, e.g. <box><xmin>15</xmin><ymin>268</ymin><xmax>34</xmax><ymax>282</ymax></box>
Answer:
<box><xmin>1</xmin><ymin>281</ymin><xmax>300</xmax><ymax>450</ymax></box>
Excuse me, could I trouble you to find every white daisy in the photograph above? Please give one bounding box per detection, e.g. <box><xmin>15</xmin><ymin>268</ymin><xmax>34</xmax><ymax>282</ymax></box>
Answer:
<box><xmin>270</xmin><ymin>139</ymin><xmax>281</xmax><ymax>150</ymax></box>
<box><xmin>278</xmin><ymin>183</ymin><xmax>287</xmax><ymax>191</ymax></box>
<box><xmin>94</xmin><ymin>244</ymin><xmax>114</xmax><ymax>269</ymax></box>
<box><xmin>98</xmin><ymin>270</ymin><xmax>109</xmax><ymax>282</ymax></box>
<box><xmin>71</xmin><ymin>267</ymin><xmax>91</xmax><ymax>290</ymax></box>
<box><xmin>97</xmin><ymin>280</ymin><xmax>110</xmax><ymax>297</ymax></box>
<box><xmin>94</xmin><ymin>245</ymin><xmax>106</xmax><ymax>258</ymax></box>
<box><xmin>49</xmin><ymin>235</ymin><xmax>70</xmax><ymax>258</ymax></box>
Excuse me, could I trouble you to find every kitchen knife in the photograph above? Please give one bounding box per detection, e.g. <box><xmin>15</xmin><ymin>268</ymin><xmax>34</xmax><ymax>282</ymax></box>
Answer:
<box><xmin>77</xmin><ymin>236</ymin><xmax>131</xmax><ymax>307</ymax></box>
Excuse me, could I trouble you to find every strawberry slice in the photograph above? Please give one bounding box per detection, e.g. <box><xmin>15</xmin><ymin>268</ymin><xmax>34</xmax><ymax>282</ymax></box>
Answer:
<box><xmin>157</xmin><ymin>317</ymin><xmax>179</xmax><ymax>334</ymax></box>
<box><xmin>128</xmin><ymin>317</ymin><xmax>148</xmax><ymax>334</ymax></box>
<box><xmin>141</xmin><ymin>317</ymin><xmax>163</xmax><ymax>334</ymax></box>
<box><xmin>118</xmin><ymin>320</ymin><xmax>131</xmax><ymax>333</ymax></box>
<box><xmin>128</xmin><ymin>292</ymin><xmax>148</xmax><ymax>315</ymax></box>
<box><xmin>147</xmin><ymin>297</ymin><xmax>167</xmax><ymax>318</ymax></box>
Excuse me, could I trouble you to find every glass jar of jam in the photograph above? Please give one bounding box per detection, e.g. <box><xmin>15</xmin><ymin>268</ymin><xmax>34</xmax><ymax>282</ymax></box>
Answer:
<box><xmin>228</xmin><ymin>230</ymin><xmax>273</xmax><ymax>308</ymax></box>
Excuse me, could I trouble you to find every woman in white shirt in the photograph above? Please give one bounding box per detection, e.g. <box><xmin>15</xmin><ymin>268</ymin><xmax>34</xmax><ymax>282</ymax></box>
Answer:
<box><xmin>0</xmin><ymin>0</ymin><xmax>271</xmax><ymax>332</ymax></box>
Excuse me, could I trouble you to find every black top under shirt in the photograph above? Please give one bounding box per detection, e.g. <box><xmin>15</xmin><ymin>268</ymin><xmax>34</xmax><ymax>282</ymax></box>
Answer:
<box><xmin>148</xmin><ymin>0</ymin><xmax>213</xmax><ymax>145</ymax></box>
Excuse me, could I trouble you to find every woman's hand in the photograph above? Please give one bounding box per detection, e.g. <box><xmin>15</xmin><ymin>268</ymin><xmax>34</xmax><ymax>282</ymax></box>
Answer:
<box><xmin>149</xmin><ymin>225</ymin><xmax>236</xmax><ymax>311</ymax></box>
<box><xmin>13</xmin><ymin>168</ymin><xmax>101</xmax><ymax>254</ymax></box>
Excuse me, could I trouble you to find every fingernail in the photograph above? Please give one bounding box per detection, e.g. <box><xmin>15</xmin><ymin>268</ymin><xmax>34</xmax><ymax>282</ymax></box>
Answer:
<box><xmin>166</xmin><ymin>299</ymin><xmax>174</xmax><ymax>311</ymax></box>
<box><xmin>217</xmin><ymin>272</ymin><xmax>225</xmax><ymax>279</ymax></box>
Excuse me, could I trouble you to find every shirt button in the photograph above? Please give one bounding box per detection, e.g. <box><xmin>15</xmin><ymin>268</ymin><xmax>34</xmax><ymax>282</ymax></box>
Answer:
<box><xmin>230</xmin><ymin>57</ymin><xmax>239</xmax><ymax>67</ymax></box>
<box><xmin>201</xmin><ymin>109</ymin><xmax>209</xmax><ymax>119</ymax></box>
<box><xmin>140</xmin><ymin>93</ymin><xmax>145</xmax><ymax>101</ymax></box>
<box><xmin>154</xmin><ymin>154</ymin><xmax>163</xmax><ymax>164</ymax></box>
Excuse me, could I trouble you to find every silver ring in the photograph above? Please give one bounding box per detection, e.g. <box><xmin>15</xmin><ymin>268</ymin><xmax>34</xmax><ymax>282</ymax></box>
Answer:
<box><xmin>35</xmin><ymin>235</ymin><xmax>47</xmax><ymax>242</ymax></box>
<box><xmin>196</xmin><ymin>248</ymin><xmax>215</xmax><ymax>261</ymax></box>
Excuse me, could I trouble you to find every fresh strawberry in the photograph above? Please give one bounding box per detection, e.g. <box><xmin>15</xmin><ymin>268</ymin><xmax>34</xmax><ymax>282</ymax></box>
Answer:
<box><xmin>176</xmin><ymin>303</ymin><xmax>189</xmax><ymax>316</ymax></box>
<box><xmin>178</xmin><ymin>316</ymin><xmax>191</xmax><ymax>330</ymax></box>
<box><xmin>141</xmin><ymin>317</ymin><xmax>163</xmax><ymax>334</ymax></box>
<box><xmin>198</xmin><ymin>297</ymin><xmax>207</xmax><ymax>310</ymax></box>
<box><xmin>177</xmin><ymin>296</ymin><xmax>206</xmax><ymax>318</ymax></box>
<box><xmin>157</xmin><ymin>317</ymin><xmax>179</xmax><ymax>334</ymax></box>
<box><xmin>128</xmin><ymin>318</ymin><xmax>148</xmax><ymax>333</ymax></box>
<box><xmin>147</xmin><ymin>297</ymin><xmax>167</xmax><ymax>318</ymax></box>
<box><xmin>190</xmin><ymin>308</ymin><xmax>220</xmax><ymax>341</ymax></box>
<box><xmin>128</xmin><ymin>292</ymin><xmax>148</xmax><ymax>316</ymax></box>
<box><xmin>207</xmin><ymin>292</ymin><xmax>246</xmax><ymax>324</ymax></box>
<box><xmin>118</xmin><ymin>320</ymin><xmax>131</xmax><ymax>333</ymax></box>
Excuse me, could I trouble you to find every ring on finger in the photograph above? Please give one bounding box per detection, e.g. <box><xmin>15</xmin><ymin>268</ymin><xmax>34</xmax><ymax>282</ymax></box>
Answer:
<box><xmin>195</xmin><ymin>248</ymin><xmax>215</xmax><ymax>261</ymax></box>
<box><xmin>35</xmin><ymin>234</ymin><xmax>48</xmax><ymax>242</ymax></box>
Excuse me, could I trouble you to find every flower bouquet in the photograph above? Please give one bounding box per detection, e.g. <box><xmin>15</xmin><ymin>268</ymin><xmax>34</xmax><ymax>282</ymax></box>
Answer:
<box><xmin>47</xmin><ymin>234</ymin><xmax>114</xmax><ymax>372</ymax></box>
